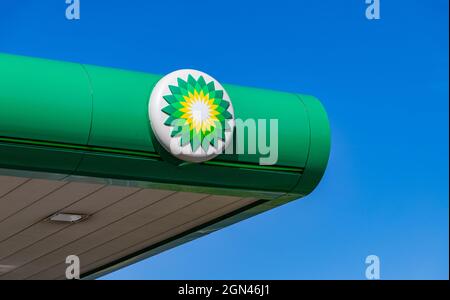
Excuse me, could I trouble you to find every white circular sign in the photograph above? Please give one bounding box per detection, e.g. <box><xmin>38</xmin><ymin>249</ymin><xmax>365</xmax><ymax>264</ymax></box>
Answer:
<box><xmin>149</xmin><ymin>69</ymin><xmax>235</xmax><ymax>163</ymax></box>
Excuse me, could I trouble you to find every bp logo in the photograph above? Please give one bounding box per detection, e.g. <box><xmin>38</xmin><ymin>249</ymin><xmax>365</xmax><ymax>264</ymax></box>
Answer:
<box><xmin>149</xmin><ymin>69</ymin><xmax>235</xmax><ymax>163</ymax></box>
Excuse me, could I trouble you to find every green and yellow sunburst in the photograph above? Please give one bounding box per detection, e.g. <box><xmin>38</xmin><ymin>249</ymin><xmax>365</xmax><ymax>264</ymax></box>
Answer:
<box><xmin>162</xmin><ymin>74</ymin><xmax>232</xmax><ymax>151</ymax></box>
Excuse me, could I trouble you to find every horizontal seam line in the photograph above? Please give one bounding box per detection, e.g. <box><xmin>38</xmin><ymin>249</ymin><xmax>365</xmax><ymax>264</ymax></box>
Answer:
<box><xmin>0</xmin><ymin>136</ymin><xmax>304</xmax><ymax>173</ymax></box>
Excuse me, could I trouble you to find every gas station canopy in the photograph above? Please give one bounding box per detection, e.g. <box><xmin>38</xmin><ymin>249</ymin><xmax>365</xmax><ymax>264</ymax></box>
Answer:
<box><xmin>0</xmin><ymin>53</ymin><xmax>330</xmax><ymax>279</ymax></box>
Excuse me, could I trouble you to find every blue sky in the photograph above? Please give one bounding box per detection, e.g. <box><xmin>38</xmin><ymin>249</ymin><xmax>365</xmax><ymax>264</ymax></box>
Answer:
<box><xmin>0</xmin><ymin>0</ymin><xmax>448</xmax><ymax>279</ymax></box>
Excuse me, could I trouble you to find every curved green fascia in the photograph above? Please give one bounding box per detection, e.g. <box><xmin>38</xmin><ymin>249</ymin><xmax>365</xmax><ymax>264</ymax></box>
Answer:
<box><xmin>0</xmin><ymin>54</ymin><xmax>92</xmax><ymax>172</ymax></box>
<box><xmin>293</xmin><ymin>94</ymin><xmax>331</xmax><ymax>196</ymax></box>
<box><xmin>0</xmin><ymin>55</ymin><xmax>92</xmax><ymax>144</ymax></box>
<box><xmin>219</xmin><ymin>84</ymin><xmax>310</xmax><ymax>167</ymax></box>
<box><xmin>82</xmin><ymin>65</ymin><xmax>161</xmax><ymax>153</ymax></box>
<box><xmin>0</xmin><ymin>52</ymin><xmax>330</xmax><ymax>199</ymax></box>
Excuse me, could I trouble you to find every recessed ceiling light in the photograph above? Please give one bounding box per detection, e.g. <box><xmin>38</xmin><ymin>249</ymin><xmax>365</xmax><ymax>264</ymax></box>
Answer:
<box><xmin>48</xmin><ymin>213</ymin><xmax>87</xmax><ymax>223</ymax></box>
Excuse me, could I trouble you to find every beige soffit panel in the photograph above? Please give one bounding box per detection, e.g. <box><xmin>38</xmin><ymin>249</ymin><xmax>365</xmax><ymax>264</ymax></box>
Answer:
<box><xmin>0</xmin><ymin>175</ymin><xmax>258</xmax><ymax>280</ymax></box>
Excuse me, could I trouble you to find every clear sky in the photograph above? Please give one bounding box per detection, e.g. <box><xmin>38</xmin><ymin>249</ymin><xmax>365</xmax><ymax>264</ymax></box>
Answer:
<box><xmin>0</xmin><ymin>1</ymin><xmax>448</xmax><ymax>279</ymax></box>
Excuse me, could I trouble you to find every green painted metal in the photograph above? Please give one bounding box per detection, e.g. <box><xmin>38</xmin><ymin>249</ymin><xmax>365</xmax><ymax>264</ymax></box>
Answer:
<box><xmin>293</xmin><ymin>94</ymin><xmax>331</xmax><ymax>195</ymax></box>
<box><xmin>0</xmin><ymin>54</ymin><xmax>91</xmax><ymax>172</ymax></box>
<box><xmin>83</xmin><ymin>65</ymin><xmax>161</xmax><ymax>153</ymax></box>
<box><xmin>0</xmin><ymin>55</ymin><xmax>92</xmax><ymax>144</ymax></box>
<box><xmin>0</xmin><ymin>52</ymin><xmax>330</xmax><ymax>199</ymax></box>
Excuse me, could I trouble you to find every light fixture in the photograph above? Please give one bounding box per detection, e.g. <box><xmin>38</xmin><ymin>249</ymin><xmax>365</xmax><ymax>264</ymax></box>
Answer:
<box><xmin>48</xmin><ymin>213</ymin><xmax>88</xmax><ymax>223</ymax></box>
